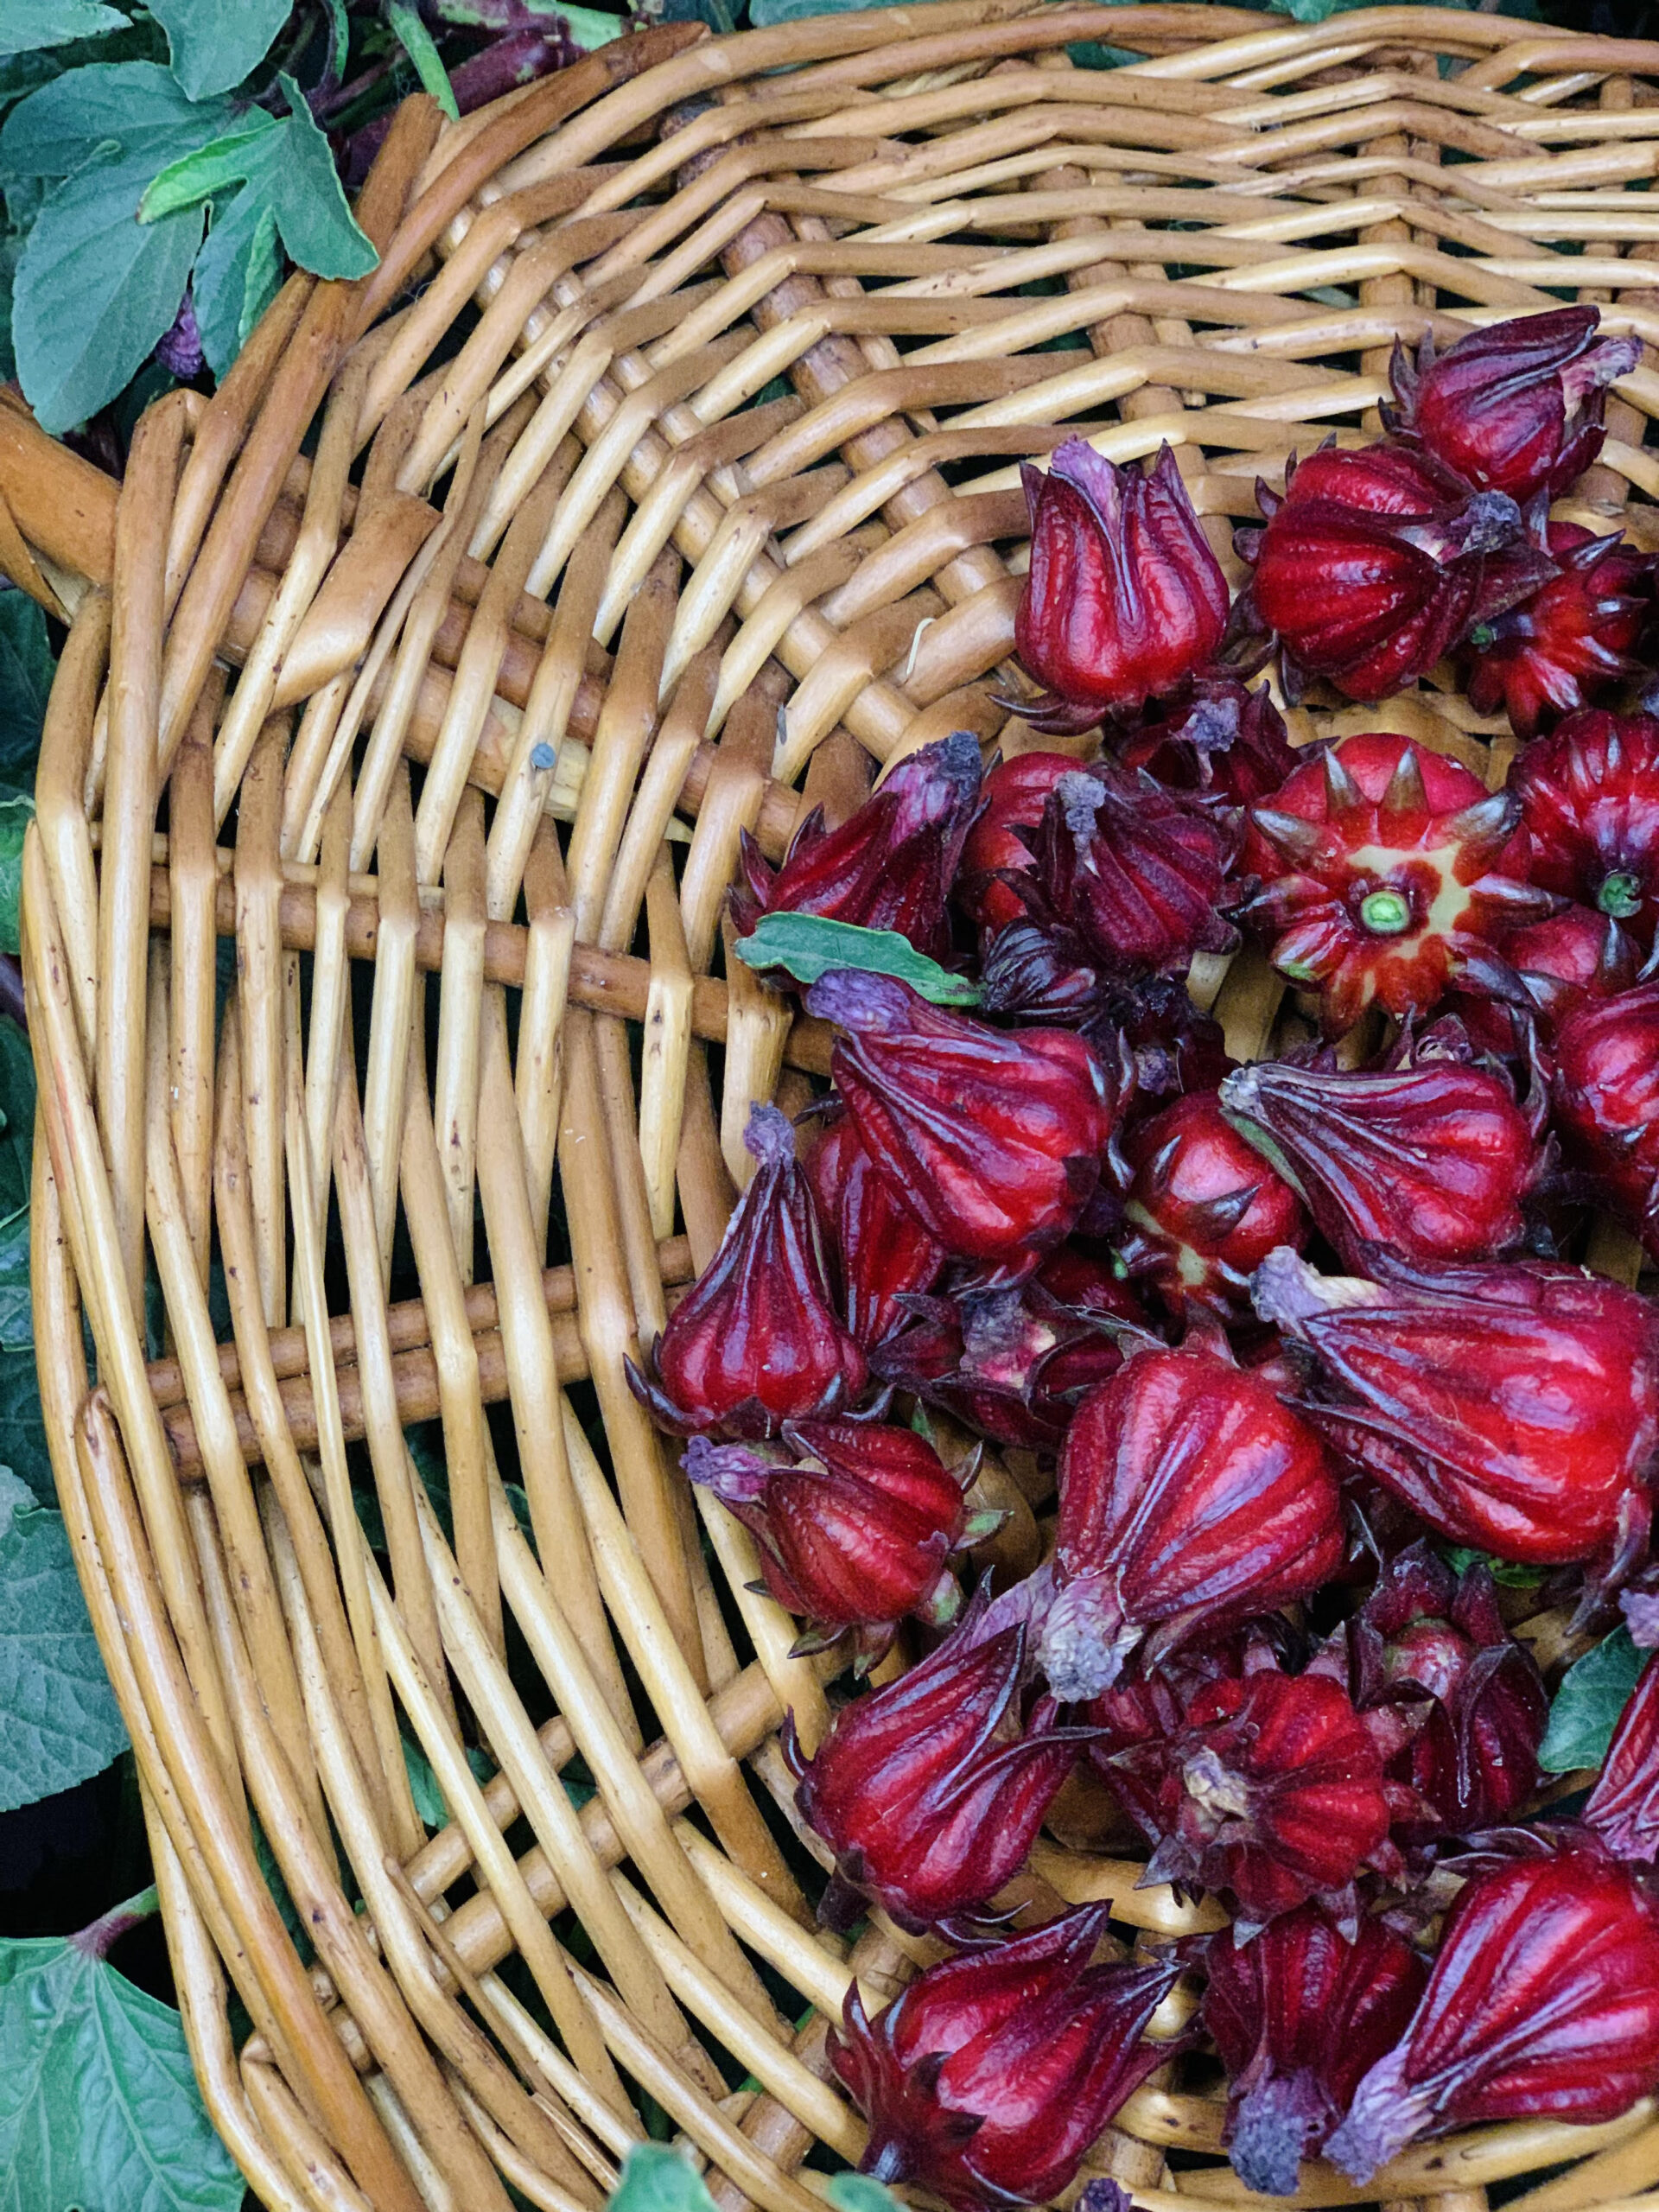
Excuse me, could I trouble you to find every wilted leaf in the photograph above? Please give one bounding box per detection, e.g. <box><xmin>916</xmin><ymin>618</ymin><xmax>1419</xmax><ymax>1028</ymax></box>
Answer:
<box><xmin>735</xmin><ymin>912</ymin><xmax>981</xmax><ymax>1004</ymax></box>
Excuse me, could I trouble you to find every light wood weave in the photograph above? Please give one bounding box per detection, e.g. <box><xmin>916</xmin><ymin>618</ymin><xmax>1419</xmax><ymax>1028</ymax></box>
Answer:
<box><xmin>9</xmin><ymin>6</ymin><xmax>1659</xmax><ymax>2209</ymax></box>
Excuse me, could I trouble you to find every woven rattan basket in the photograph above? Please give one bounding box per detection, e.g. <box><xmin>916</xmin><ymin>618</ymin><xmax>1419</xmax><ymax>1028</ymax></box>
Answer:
<box><xmin>9</xmin><ymin>5</ymin><xmax>1659</xmax><ymax>2208</ymax></box>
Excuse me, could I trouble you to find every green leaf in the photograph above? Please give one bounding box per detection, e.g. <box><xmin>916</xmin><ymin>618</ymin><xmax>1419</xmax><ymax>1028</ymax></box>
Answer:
<box><xmin>0</xmin><ymin>1891</ymin><xmax>244</xmax><ymax>2210</ymax></box>
<box><xmin>748</xmin><ymin>0</ymin><xmax>906</xmax><ymax>24</ymax></box>
<box><xmin>0</xmin><ymin>790</ymin><xmax>33</xmax><ymax>956</ymax></box>
<box><xmin>148</xmin><ymin>0</ymin><xmax>292</xmax><ymax>99</ymax></box>
<box><xmin>387</xmin><ymin>2</ymin><xmax>460</xmax><ymax>120</ymax></box>
<box><xmin>827</xmin><ymin>2177</ymin><xmax>903</xmax><ymax>2212</ymax></box>
<box><xmin>1540</xmin><ymin>1626</ymin><xmax>1646</xmax><ymax>1774</ymax></box>
<box><xmin>190</xmin><ymin>188</ymin><xmax>279</xmax><ymax>378</ymax></box>
<box><xmin>0</xmin><ymin>1</ymin><xmax>127</xmax><ymax>57</ymax></box>
<box><xmin>1438</xmin><ymin>1545</ymin><xmax>1548</xmax><ymax>1591</ymax></box>
<box><xmin>12</xmin><ymin>141</ymin><xmax>205</xmax><ymax>432</ymax></box>
<box><xmin>0</xmin><ymin>594</ymin><xmax>52</xmax><ymax>781</ymax></box>
<box><xmin>141</xmin><ymin>79</ymin><xmax>375</xmax><ymax>280</ymax></box>
<box><xmin>321</xmin><ymin>0</ymin><xmax>349</xmax><ymax>82</ymax></box>
<box><xmin>0</xmin><ymin>1468</ymin><xmax>128</xmax><ymax>1811</ymax></box>
<box><xmin>609</xmin><ymin>2144</ymin><xmax>721</xmax><ymax>2212</ymax></box>
<box><xmin>0</xmin><ymin>61</ymin><xmax>232</xmax><ymax>180</ymax></box>
<box><xmin>734</xmin><ymin>912</ymin><xmax>980</xmax><ymax>1004</ymax></box>
<box><xmin>560</xmin><ymin>6</ymin><xmax>626</xmax><ymax>48</ymax></box>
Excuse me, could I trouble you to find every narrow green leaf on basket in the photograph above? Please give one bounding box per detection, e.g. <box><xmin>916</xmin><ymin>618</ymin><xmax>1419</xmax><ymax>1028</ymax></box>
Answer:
<box><xmin>0</xmin><ymin>1468</ymin><xmax>128</xmax><ymax>1811</ymax></box>
<box><xmin>0</xmin><ymin>1886</ymin><xmax>244</xmax><ymax>2210</ymax></box>
<box><xmin>191</xmin><ymin>191</ymin><xmax>279</xmax><ymax>378</ymax></box>
<box><xmin>0</xmin><ymin>0</ymin><xmax>125</xmax><ymax>58</ymax></box>
<box><xmin>1540</xmin><ymin>1625</ymin><xmax>1646</xmax><ymax>1774</ymax></box>
<box><xmin>735</xmin><ymin>913</ymin><xmax>981</xmax><ymax>1004</ymax></box>
<box><xmin>388</xmin><ymin>1</ymin><xmax>461</xmax><ymax>119</ymax></box>
<box><xmin>147</xmin><ymin>0</ymin><xmax>292</xmax><ymax>98</ymax></box>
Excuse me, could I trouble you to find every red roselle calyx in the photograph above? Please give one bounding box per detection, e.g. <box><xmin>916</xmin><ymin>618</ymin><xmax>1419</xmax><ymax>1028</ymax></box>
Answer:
<box><xmin>732</xmin><ymin>731</ymin><xmax>983</xmax><ymax>962</ymax></box>
<box><xmin>1117</xmin><ymin>1089</ymin><xmax>1308</xmax><ymax>1320</ymax></box>
<box><xmin>1554</xmin><ymin>980</ymin><xmax>1659</xmax><ymax>1258</ymax></box>
<box><xmin>1038</xmin><ymin>1346</ymin><xmax>1344</xmax><ymax>1700</ymax></box>
<box><xmin>871</xmin><ymin>1271</ymin><xmax>1138</xmax><ymax>1453</ymax></box>
<box><xmin>684</xmin><ymin>1419</ymin><xmax>990</xmax><ymax>1667</ymax></box>
<box><xmin>1243</xmin><ymin>732</ymin><xmax>1551</xmax><ymax>1034</ymax></box>
<box><xmin>1463</xmin><ymin>524</ymin><xmax>1653</xmax><ymax>741</ymax></box>
<box><xmin>1014</xmin><ymin>440</ymin><xmax>1229</xmax><ymax>734</ymax></box>
<box><xmin>1219</xmin><ymin>1052</ymin><xmax>1539</xmax><ymax>1268</ymax></box>
<box><xmin>1201</xmin><ymin>1905</ymin><xmax>1427</xmax><ymax>2196</ymax></box>
<box><xmin>808</xmin><ymin>970</ymin><xmax>1114</xmax><ymax>1286</ymax></box>
<box><xmin>956</xmin><ymin>753</ymin><xmax>1077</xmax><ymax>932</ymax></box>
<box><xmin>832</xmin><ymin>1904</ymin><xmax>1178</xmax><ymax>2207</ymax></box>
<box><xmin>1241</xmin><ymin>442</ymin><xmax>1535</xmax><ymax>703</ymax></box>
<box><xmin>1586</xmin><ymin>1650</ymin><xmax>1659</xmax><ymax>1864</ymax></box>
<box><xmin>788</xmin><ymin>1596</ymin><xmax>1088</xmax><ymax>1929</ymax></box>
<box><xmin>1326</xmin><ymin>1835</ymin><xmax>1659</xmax><ymax>2181</ymax></box>
<box><xmin>1025</xmin><ymin>760</ymin><xmax>1242</xmax><ymax>977</ymax></box>
<box><xmin>1255</xmin><ymin>1247</ymin><xmax>1659</xmax><ymax>1571</ymax></box>
<box><xmin>1387</xmin><ymin>306</ymin><xmax>1641</xmax><ymax>505</ymax></box>
<box><xmin>1325</xmin><ymin>1541</ymin><xmax>1547</xmax><ymax>1840</ymax></box>
<box><xmin>626</xmin><ymin>1104</ymin><xmax>866</xmax><ymax>1438</ymax></box>
<box><xmin>804</xmin><ymin>1113</ymin><xmax>947</xmax><ymax>1349</ymax></box>
<box><xmin>1106</xmin><ymin>1664</ymin><xmax>1399</xmax><ymax>1936</ymax></box>
<box><xmin>1116</xmin><ymin>676</ymin><xmax>1299</xmax><ymax>806</ymax></box>
<box><xmin>1462</xmin><ymin>904</ymin><xmax>1637</xmax><ymax>1054</ymax></box>
<box><xmin>1511</xmin><ymin>709</ymin><xmax>1659</xmax><ymax>942</ymax></box>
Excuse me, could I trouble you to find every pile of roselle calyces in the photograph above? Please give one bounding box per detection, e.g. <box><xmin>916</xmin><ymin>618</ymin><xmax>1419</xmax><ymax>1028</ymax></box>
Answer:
<box><xmin>626</xmin><ymin>307</ymin><xmax>1659</xmax><ymax>2209</ymax></box>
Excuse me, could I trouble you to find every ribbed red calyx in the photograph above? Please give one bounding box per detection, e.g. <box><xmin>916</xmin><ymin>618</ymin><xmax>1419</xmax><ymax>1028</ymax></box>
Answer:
<box><xmin>1323</xmin><ymin>1541</ymin><xmax>1547</xmax><ymax>1840</ymax></box>
<box><xmin>1511</xmin><ymin>709</ymin><xmax>1659</xmax><ymax>944</ymax></box>
<box><xmin>1554</xmin><ymin>979</ymin><xmax>1659</xmax><ymax>1257</ymax></box>
<box><xmin>732</xmin><ymin>730</ymin><xmax>983</xmax><ymax>961</ymax></box>
<box><xmin>1459</xmin><ymin>904</ymin><xmax>1637</xmax><ymax>1054</ymax></box>
<box><xmin>1037</xmin><ymin>1346</ymin><xmax>1344</xmax><ymax>1700</ymax></box>
<box><xmin>1024</xmin><ymin>760</ymin><xmax>1242</xmax><ymax>977</ymax></box>
<box><xmin>788</xmin><ymin>1600</ymin><xmax>1090</xmax><ymax>1929</ymax></box>
<box><xmin>1463</xmin><ymin>523</ymin><xmax>1653</xmax><ymax>741</ymax></box>
<box><xmin>626</xmin><ymin>1103</ymin><xmax>867</xmax><ymax>1438</ymax></box>
<box><xmin>1117</xmin><ymin>1089</ymin><xmax>1308</xmax><ymax>1319</ymax></box>
<box><xmin>1326</xmin><ymin>1835</ymin><xmax>1659</xmax><ymax>2182</ymax></box>
<box><xmin>1116</xmin><ymin>675</ymin><xmax>1299</xmax><ymax>805</ymax></box>
<box><xmin>1586</xmin><ymin>1650</ymin><xmax>1659</xmax><ymax>1865</ymax></box>
<box><xmin>1387</xmin><ymin>306</ymin><xmax>1642</xmax><ymax>504</ymax></box>
<box><xmin>832</xmin><ymin>1905</ymin><xmax>1179</xmax><ymax>2208</ymax></box>
<box><xmin>804</xmin><ymin>1113</ymin><xmax>947</xmax><ymax>1350</ymax></box>
<box><xmin>870</xmin><ymin>1267</ymin><xmax>1140</xmax><ymax>1453</ymax></box>
<box><xmin>1013</xmin><ymin>439</ymin><xmax>1229</xmax><ymax>734</ymax></box>
<box><xmin>684</xmin><ymin>1418</ymin><xmax>984</xmax><ymax>1668</ymax></box>
<box><xmin>1241</xmin><ymin>443</ymin><xmax>1535</xmax><ymax>703</ymax></box>
<box><xmin>1255</xmin><ymin>1247</ymin><xmax>1659</xmax><ymax>1570</ymax></box>
<box><xmin>956</xmin><ymin>752</ymin><xmax>1077</xmax><ymax>931</ymax></box>
<box><xmin>808</xmin><ymin>970</ymin><xmax>1115</xmax><ymax>1287</ymax></box>
<box><xmin>1219</xmin><ymin>1052</ymin><xmax>1539</xmax><ymax>1267</ymax></box>
<box><xmin>1200</xmin><ymin>1904</ymin><xmax>1427</xmax><ymax>2196</ymax></box>
<box><xmin>1103</xmin><ymin>1663</ymin><xmax>1399</xmax><ymax>1936</ymax></box>
<box><xmin>1242</xmin><ymin>732</ymin><xmax>1552</xmax><ymax>1034</ymax></box>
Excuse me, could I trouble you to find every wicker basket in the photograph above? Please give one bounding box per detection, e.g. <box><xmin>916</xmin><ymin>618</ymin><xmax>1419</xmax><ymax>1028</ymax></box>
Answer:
<box><xmin>8</xmin><ymin>5</ymin><xmax>1659</xmax><ymax>2208</ymax></box>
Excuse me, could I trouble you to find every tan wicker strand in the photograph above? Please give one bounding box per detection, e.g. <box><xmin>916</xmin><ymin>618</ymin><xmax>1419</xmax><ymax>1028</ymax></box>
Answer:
<box><xmin>14</xmin><ymin>10</ymin><xmax>1659</xmax><ymax>2209</ymax></box>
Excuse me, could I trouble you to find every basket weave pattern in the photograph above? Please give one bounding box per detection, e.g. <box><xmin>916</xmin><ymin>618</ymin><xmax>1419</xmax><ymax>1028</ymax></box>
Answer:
<box><xmin>13</xmin><ymin>7</ymin><xmax>1659</xmax><ymax>2209</ymax></box>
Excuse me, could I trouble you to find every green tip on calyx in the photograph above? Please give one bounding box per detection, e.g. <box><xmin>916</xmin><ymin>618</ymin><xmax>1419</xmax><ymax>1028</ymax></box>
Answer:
<box><xmin>1468</xmin><ymin>622</ymin><xmax>1496</xmax><ymax>652</ymax></box>
<box><xmin>1358</xmin><ymin>888</ymin><xmax>1412</xmax><ymax>936</ymax></box>
<box><xmin>1598</xmin><ymin>871</ymin><xmax>1644</xmax><ymax>919</ymax></box>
